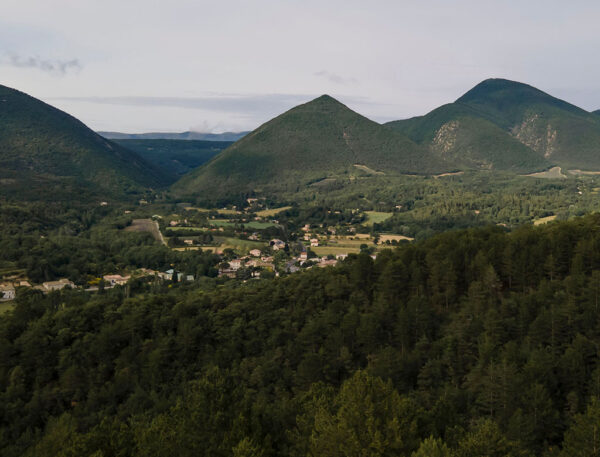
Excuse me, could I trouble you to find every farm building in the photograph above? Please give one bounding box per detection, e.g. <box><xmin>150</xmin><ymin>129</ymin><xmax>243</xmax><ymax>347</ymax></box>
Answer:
<box><xmin>103</xmin><ymin>274</ymin><xmax>131</xmax><ymax>286</ymax></box>
<box><xmin>40</xmin><ymin>278</ymin><xmax>75</xmax><ymax>292</ymax></box>
<box><xmin>0</xmin><ymin>284</ymin><xmax>16</xmax><ymax>301</ymax></box>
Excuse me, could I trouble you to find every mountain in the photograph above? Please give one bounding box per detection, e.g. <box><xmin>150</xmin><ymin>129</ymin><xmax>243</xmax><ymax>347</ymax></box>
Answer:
<box><xmin>388</xmin><ymin>78</ymin><xmax>600</xmax><ymax>170</ymax></box>
<box><xmin>0</xmin><ymin>84</ymin><xmax>167</xmax><ymax>201</ymax></box>
<box><xmin>172</xmin><ymin>95</ymin><xmax>447</xmax><ymax>200</ymax></box>
<box><xmin>387</xmin><ymin>102</ymin><xmax>549</xmax><ymax>172</ymax></box>
<box><xmin>99</xmin><ymin>131</ymin><xmax>249</xmax><ymax>141</ymax></box>
<box><xmin>113</xmin><ymin>139</ymin><xmax>232</xmax><ymax>183</ymax></box>
<box><xmin>593</xmin><ymin>110</ymin><xmax>600</xmax><ymax>116</ymax></box>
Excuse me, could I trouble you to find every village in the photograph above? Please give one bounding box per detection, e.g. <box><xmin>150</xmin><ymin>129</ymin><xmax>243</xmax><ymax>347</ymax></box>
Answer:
<box><xmin>0</xmin><ymin>199</ymin><xmax>413</xmax><ymax>306</ymax></box>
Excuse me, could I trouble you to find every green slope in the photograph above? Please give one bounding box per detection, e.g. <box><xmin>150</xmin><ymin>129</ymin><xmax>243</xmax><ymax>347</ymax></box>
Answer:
<box><xmin>173</xmin><ymin>95</ymin><xmax>448</xmax><ymax>200</ymax></box>
<box><xmin>388</xmin><ymin>79</ymin><xmax>600</xmax><ymax>171</ymax></box>
<box><xmin>387</xmin><ymin>103</ymin><xmax>549</xmax><ymax>172</ymax></box>
<box><xmin>113</xmin><ymin>139</ymin><xmax>232</xmax><ymax>183</ymax></box>
<box><xmin>0</xmin><ymin>84</ymin><xmax>167</xmax><ymax>201</ymax></box>
<box><xmin>456</xmin><ymin>79</ymin><xmax>600</xmax><ymax>169</ymax></box>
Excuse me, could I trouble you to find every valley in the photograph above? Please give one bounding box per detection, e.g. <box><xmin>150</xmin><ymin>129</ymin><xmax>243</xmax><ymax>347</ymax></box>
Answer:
<box><xmin>3</xmin><ymin>77</ymin><xmax>600</xmax><ymax>456</ymax></box>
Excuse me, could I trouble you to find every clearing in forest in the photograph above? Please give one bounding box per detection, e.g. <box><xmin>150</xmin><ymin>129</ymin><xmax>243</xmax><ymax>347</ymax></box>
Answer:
<box><xmin>256</xmin><ymin>206</ymin><xmax>292</xmax><ymax>217</ymax></box>
<box><xmin>125</xmin><ymin>219</ymin><xmax>166</xmax><ymax>245</ymax></box>
<box><xmin>525</xmin><ymin>167</ymin><xmax>566</xmax><ymax>179</ymax></box>
<box><xmin>364</xmin><ymin>211</ymin><xmax>393</xmax><ymax>225</ymax></box>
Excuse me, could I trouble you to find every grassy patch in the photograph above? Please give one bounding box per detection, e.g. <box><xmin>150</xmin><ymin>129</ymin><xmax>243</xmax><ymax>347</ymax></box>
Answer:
<box><xmin>210</xmin><ymin>220</ymin><xmax>278</xmax><ymax>229</ymax></box>
<box><xmin>525</xmin><ymin>167</ymin><xmax>567</xmax><ymax>179</ymax></box>
<box><xmin>312</xmin><ymin>246</ymin><xmax>361</xmax><ymax>256</ymax></box>
<box><xmin>256</xmin><ymin>206</ymin><xmax>292</xmax><ymax>217</ymax></box>
<box><xmin>533</xmin><ymin>215</ymin><xmax>557</xmax><ymax>226</ymax></box>
<box><xmin>218</xmin><ymin>237</ymin><xmax>265</xmax><ymax>253</ymax></box>
<box><xmin>0</xmin><ymin>301</ymin><xmax>15</xmax><ymax>315</ymax></box>
<box><xmin>364</xmin><ymin>211</ymin><xmax>393</xmax><ymax>225</ymax></box>
<box><xmin>377</xmin><ymin>234</ymin><xmax>414</xmax><ymax>243</ymax></box>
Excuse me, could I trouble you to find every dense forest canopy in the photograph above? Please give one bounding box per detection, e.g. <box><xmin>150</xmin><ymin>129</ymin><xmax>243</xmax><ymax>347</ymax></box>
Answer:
<box><xmin>2</xmin><ymin>214</ymin><xmax>600</xmax><ymax>455</ymax></box>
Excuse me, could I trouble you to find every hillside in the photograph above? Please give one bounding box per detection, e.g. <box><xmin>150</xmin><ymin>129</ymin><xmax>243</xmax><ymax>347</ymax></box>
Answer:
<box><xmin>4</xmin><ymin>215</ymin><xmax>600</xmax><ymax>455</ymax></box>
<box><xmin>0</xmin><ymin>84</ymin><xmax>166</xmax><ymax>201</ymax></box>
<box><xmin>113</xmin><ymin>139</ymin><xmax>232</xmax><ymax>183</ymax></box>
<box><xmin>387</xmin><ymin>103</ymin><xmax>549</xmax><ymax>172</ymax></box>
<box><xmin>172</xmin><ymin>95</ymin><xmax>448</xmax><ymax>201</ymax></box>
<box><xmin>388</xmin><ymin>79</ymin><xmax>600</xmax><ymax>170</ymax></box>
<box><xmin>100</xmin><ymin>131</ymin><xmax>248</xmax><ymax>141</ymax></box>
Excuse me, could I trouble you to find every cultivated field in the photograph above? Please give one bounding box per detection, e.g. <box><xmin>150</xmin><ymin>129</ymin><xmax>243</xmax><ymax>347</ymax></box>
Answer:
<box><xmin>533</xmin><ymin>215</ymin><xmax>557</xmax><ymax>225</ymax></box>
<box><xmin>256</xmin><ymin>206</ymin><xmax>292</xmax><ymax>217</ymax></box>
<box><xmin>377</xmin><ymin>234</ymin><xmax>414</xmax><ymax>243</ymax></box>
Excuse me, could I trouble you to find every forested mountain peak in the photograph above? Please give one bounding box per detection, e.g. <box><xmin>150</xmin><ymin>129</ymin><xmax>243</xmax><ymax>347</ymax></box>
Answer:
<box><xmin>171</xmin><ymin>94</ymin><xmax>445</xmax><ymax>202</ymax></box>
<box><xmin>0</xmin><ymin>84</ymin><xmax>167</xmax><ymax>201</ymax></box>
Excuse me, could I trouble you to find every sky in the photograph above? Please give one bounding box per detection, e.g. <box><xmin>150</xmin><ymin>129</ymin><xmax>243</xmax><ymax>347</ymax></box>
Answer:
<box><xmin>1</xmin><ymin>0</ymin><xmax>600</xmax><ymax>133</ymax></box>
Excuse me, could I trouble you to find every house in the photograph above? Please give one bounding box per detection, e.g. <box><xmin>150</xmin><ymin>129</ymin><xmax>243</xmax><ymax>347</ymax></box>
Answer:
<box><xmin>229</xmin><ymin>259</ymin><xmax>243</xmax><ymax>271</ymax></box>
<box><xmin>103</xmin><ymin>274</ymin><xmax>131</xmax><ymax>286</ymax></box>
<box><xmin>41</xmin><ymin>278</ymin><xmax>75</xmax><ymax>292</ymax></box>
<box><xmin>218</xmin><ymin>268</ymin><xmax>237</xmax><ymax>278</ymax></box>
<box><xmin>310</xmin><ymin>238</ymin><xmax>319</xmax><ymax>247</ymax></box>
<box><xmin>336</xmin><ymin>253</ymin><xmax>348</xmax><ymax>260</ymax></box>
<box><xmin>318</xmin><ymin>259</ymin><xmax>338</xmax><ymax>268</ymax></box>
<box><xmin>270</xmin><ymin>239</ymin><xmax>286</xmax><ymax>250</ymax></box>
<box><xmin>100</xmin><ymin>201</ymin><xmax>108</xmax><ymax>206</ymax></box>
<box><xmin>247</xmin><ymin>198</ymin><xmax>258</xmax><ymax>204</ymax></box>
<box><xmin>249</xmin><ymin>249</ymin><xmax>262</xmax><ymax>257</ymax></box>
<box><xmin>261</xmin><ymin>256</ymin><xmax>274</xmax><ymax>262</ymax></box>
<box><xmin>0</xmin><ymin>284</ymin><xmax>16</xmax><ymax>301</ymax></box>
<box><xmin>304</xmin><ymin>234</ymin><xmax>311</xmax><ymax>241</ymax></box>
<box><xmin>248</xmin><ymin>233</ymin><xmax>260</xmax><ymax>241</ymax></box>
<box><xmin>170</xmin><ymin>220</ymin><xmax>180</xmax><ymax>227</ymax></box>
<box><xmin>183</xmin><ymin>239</ymin><xmax>194</xmax><ymax>245</ymax></box>
<box><xmin>163</xmin><ymin>269</ymin><xmax>176</xmax><ymax>280</ymax></box>
<box><xmin>302</xmin><ymin>224</ymin><xmax>311</xmax><ymax>232</ymax></box>
<box><xmin>299</xmin><ymin>251</ymin><xmax>308</xmax><ymax>261</ymax></box>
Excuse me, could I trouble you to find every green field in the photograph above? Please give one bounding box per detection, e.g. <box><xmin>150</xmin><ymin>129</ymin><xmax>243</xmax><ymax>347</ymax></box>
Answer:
<box><xmin>312</xmin><ymin>245</ymin><xmax>362</xmax><ymax>256</ymax></box>
<box><xmin>364</xmin><ymin>211</ymin><xmax>393</xmax><ymax>225</ymax></box>
<box><xmin>210</xmin><ymin>220</ymin><xmax>278</xmax><ymax>229</ymax></box>
<box><xmin>217</xmin><ymin>237</ymin><xmax>265</xmax><ymax>252</ymax></box>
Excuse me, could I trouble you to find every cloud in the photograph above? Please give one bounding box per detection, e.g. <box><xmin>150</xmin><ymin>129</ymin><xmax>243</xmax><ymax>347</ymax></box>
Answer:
<box><xmin>314</xmin><ymin>70</ymin><xmax>357</xmax><ymax>85</ymax></box>
<box><xmin>52</xmin><ymin>93</ymin><xmax>318</xmax><ymax>117</ymax></box>
<box><xmin>2</xmin><ymin>53</ymin><xmax>82</xmax><ymax>75</ymax></box>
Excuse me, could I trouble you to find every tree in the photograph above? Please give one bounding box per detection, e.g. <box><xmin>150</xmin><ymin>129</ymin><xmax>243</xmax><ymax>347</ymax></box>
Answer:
<box><xmin>561</xmin><ymin>397</ymin><xmax>600</xmax><ymax>457</ymax></box>
<box><xmin>308</xmin><ymin>370</ymin><xmax>420</xmax><ymax>457</ymax></box>
<box><xmin>411</xmin><ymin>436</ymin><xmax>451</xmax><ymax>457</ymax></box>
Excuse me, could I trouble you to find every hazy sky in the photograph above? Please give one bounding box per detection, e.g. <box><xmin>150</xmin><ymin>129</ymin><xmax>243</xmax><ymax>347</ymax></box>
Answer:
<box><xmin>2</xmin><ymin>0</ymin><xmax>600</xmax><ymax>132</ymax></box>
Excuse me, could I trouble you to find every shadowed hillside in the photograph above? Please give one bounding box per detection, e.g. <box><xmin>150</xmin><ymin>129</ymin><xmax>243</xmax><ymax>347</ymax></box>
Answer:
<box><xmin>0</xmin><ymin>84</ymin><xmax>167</xmax><ymax>201</ymax></box>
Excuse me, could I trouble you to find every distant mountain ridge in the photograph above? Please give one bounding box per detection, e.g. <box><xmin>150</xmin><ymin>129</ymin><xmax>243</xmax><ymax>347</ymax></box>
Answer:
<box><xmin>113</xmin><ymin>139</ymin><xmax>233</xmax><ymax>184</ymax></box>
<box><xmin>387</xmin><ymin>78</ymin><xmax>600</xmax><ymax>170</ymax></box>
<box><xmin>99</xmin><ymin>131</ymin><xmax>249</xmax><ymax>141</ymax></box>
<box><xmin>0</xmin><ymin>84</ymin><xmax>166</xmax><ymax>201</ymax></box>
